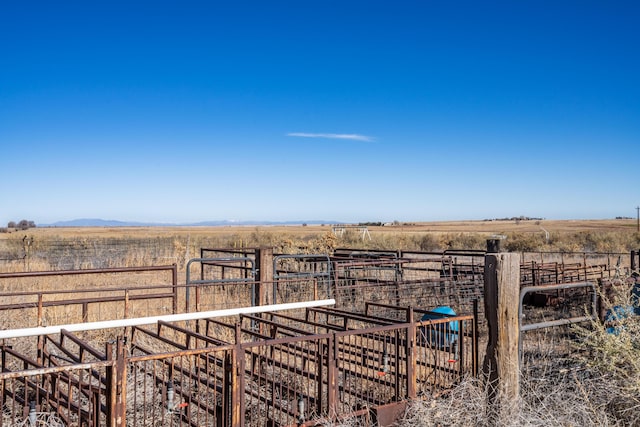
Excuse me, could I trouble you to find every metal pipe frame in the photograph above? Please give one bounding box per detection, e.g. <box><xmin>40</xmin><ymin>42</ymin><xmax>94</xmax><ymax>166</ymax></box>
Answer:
<box><xmin>1</xmin><ymin>302</ymin><xmax>475</xmax><ymax>427</ymax></box>
<box><xmin>185</xmin><ymin>257</ymin><xmax>256</xmax><ymax>312</ymax></box>
<box><xmin>518</xmin><ymin>281</ymin><xmax>597</xmax><ymax>356</ymax></box>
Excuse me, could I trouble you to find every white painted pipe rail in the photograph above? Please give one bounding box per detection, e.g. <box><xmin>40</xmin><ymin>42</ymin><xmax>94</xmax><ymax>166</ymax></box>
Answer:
<box><xmin>0</xmin><ymin>299</ymin><xmax>336</xmax><ymax>340</ymax></box>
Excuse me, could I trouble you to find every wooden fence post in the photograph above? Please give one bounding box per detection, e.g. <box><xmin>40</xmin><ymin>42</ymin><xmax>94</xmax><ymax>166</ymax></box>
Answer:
<box><xmin>255</xmin><ymin>247</ymin><xmax>273</xmax><ymax>306</ymax></box>
<box><xmin>483</xmin><ymin>239</ymin><xmax>520</xmax><ymax>420</ymax></box>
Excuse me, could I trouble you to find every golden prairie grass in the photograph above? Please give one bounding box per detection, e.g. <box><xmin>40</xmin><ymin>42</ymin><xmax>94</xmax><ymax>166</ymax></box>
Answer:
<box><xmin>1</xmin><ymin>218</ymin><xmax>637</xmax><ymax>243</ymax></box>
<box><xmin>0</xmin><ymin>219</ymin><xmax>637</xmax><ymax>329</ymax></box>
<box><xmin>0</xmin><ymin>219</ymin><xmax>638</xmax><ymax>273</ymax></box>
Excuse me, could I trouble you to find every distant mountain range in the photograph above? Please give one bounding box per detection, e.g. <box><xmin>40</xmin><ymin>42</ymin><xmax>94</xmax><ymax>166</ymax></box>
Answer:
<box><xmin>43</xmin><ymin>218</ymin><xmax>339</xmax><ymax>227</ymax></box>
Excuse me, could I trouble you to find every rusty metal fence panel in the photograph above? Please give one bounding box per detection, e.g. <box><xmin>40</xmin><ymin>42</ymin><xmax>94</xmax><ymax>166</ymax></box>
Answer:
<box><xmin>126</xmin><ymin>347</ymin><xmax>234</xmax><ymax>427</ymax></box>
<box><xmin>1</xmin><ymin>311</ymin><xmax>476</xmax><ymax>426</ymax></box>
<box><xmin>334</xmin><ymin>277</ymin><xmax>482</xmax><ymax>322</ymax></box>
<box><xmin>0</xmin><ymin>359</ymin><xmax>113</xmax><ymax>426</ymax></box>
<box><xmin>401</xmin><ymin>250</ymin><xmax>485</xmax><ymax>282</ymax></box>
<box><xmin>335</xmin><ymin>325</ymin><xmax>409</xmax><ymax>413</ymax></box>
<box><xmin>414</xmin><ymin>315</ymin><xmax>476</xmax><ymax>395</ymax></box>
<box><xmin>0</xmin><ymin>266</ymin><xmax>179</xmax><ymax>327</ymax></box>
<box><xmin>273</xmin><ymin>254</ymin><xmax>332</xmax><ymax>305</ymax></box>
<box><xmin>241</xmin><ymin>334</ymin><xmax>331</xmax><ymax>426</ymax></box>
<box><xmin>185</xmin><ymin>258</ymin><xmax>256</xmax><ymax>313</ymax></box>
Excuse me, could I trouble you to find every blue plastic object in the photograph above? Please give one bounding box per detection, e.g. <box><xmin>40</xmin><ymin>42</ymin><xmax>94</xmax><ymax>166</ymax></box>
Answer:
<box><xmin>421</xmin><ymin>306</ymin><xmax>459</xmax><ymax>348</ymax></box>
<box><xmin>605</xmin><ymin>303</ymin><xmax>637</xmax><ymax>335</ymax></box>
<box><xmin>633</xmin><ymin>282</ymin><xmax>640</xmax><ymax>316</ymax></box>
<box><xmin>605</xmin><ymin>305</ymin><xmax>632</xmax><ymax>335</ymax></box>
<box><xmin>605</xmin><ymin>281</ymin><xmax>640</xmax><ymax>334</ymax></box>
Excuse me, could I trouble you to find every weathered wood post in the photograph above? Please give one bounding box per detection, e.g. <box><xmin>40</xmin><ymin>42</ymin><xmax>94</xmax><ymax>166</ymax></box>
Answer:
<box><xmin>483</xmin><ymin>238</ymin><xmax>520</xmax><ymax>420</ymax></box>
<box><xmin>255</xmin><ymin>247</ymin><xmax>274</xmax><ymax>306</ymax></box>
<box><xmin>255</xmin><ymin>247</ymin><xmax>274</xmax><ymax>336</ymax></box>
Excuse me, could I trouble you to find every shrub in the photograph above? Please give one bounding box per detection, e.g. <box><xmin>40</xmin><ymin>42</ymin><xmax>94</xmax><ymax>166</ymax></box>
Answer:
<box><xmin>571</xmin><ymin>278</ymin><xmax>640</xmax><ymax>424</ymax></box>
<box><xmin>416</xmin><ymin>234</ymin><xmax>440</xmax><ymax>251</ymax></box>
<box><xmin>503</xmin><ymin>232</ymin><xmax>545</xmax><ymax>252</ymax></box>
<box><xmin>439</xmin><ymin>233</ymin><xmax>486</xmax><ymax>250</ymax></box>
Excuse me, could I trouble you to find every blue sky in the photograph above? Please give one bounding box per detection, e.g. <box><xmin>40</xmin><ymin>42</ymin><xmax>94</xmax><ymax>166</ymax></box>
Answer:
<box><xmin>1</xmin><ymin>1</ymin><xmax>638</xmax><ymax>225</ymax></box>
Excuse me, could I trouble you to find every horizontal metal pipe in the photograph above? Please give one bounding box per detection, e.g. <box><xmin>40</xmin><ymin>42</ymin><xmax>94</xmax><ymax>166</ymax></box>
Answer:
<box><xmin>0</xmin><ymin>299</ymin><xmax>336</xmax><ymax>340</ymax></box>
<box><xmin>0</xmin><ymin>292</ymin><xmax>175</xmax><ymax>311</ymax></box>
<box><xmin>0</xmin><ymin>361</ymin><xmax>114</xmax><ymax>380</ymax></box>
<box><xmin>520</xmin><ymin>315</ymin><xmax>594</xmax><ymax>332</ymax></box>
<box><xmin>0</xmin><ymin>264</ymin><xmax>176</xmax><ymax>279</ymax></box>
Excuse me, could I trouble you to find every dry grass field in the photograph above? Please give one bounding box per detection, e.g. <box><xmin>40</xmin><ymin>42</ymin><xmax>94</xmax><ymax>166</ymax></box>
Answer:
<box><xmin>1</xmin><ymin>218</ymin><xmax>638</xmax><ymax>276</ymax></box>
<box><xmin>0</xmin><ymin>218</ymin><xmax>634</xmax><ymax>243</ymax></box>
<box><xmin>1</xmin><ymin>217</ymin><xmax>636</xmax><ymax>241</ymax></box>
<box><xmin>1</xmin><ymin>218</ymin><xmax>639</xmax><ymax>426</ymax></box>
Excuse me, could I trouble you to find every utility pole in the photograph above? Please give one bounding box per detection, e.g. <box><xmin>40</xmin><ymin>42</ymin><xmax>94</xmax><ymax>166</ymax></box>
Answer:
<box><xmin>637</xmin><ymin>206</ymin><xmax>639</xmax><ymax>232</ymax></box>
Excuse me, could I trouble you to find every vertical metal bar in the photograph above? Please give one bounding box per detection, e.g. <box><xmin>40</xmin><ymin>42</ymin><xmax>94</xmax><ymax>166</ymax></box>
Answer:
<box><xmin>133</xmin><ymin>362</ymin><xmax>140</xmax><ymax>427</ymax></box>
<box><xmin>115</xmin><ymin>337</ymin><xmax>126</xmax><ymax>427</ymax></box>
<box><xmin>230</xmin><ymin>324</ymin><xmax>243</xmax><ymax>427</ymax></box>
<box><xmin>406</xmin><ymin>307</ymin><xmax>416</xmax><ymax>399</ymax></box>
<box><xmin>36</xmin><ymin>335</ymin><xmax>44</xmax><ymax>367</ymax></box>
<box><xmin>236</xmin><ymin>331</ymin><xmax>246</xmax><ymax>427</ymax></box>
<box><xmin>92</xmin><ymin>389</ymin><xmax>100</xmax><ymax>427</ymax></box>
<box><xmin>186</xmin><ymin>261</ymin><xmax>192</xmax><ymax>313</ymax></box>
<box><xmin>0</xmin><ymin>377</ymin><xmax>4</xmax><ymax>427</ymax></box>
<box><xmin>171</xmin><ymin>264</ymin><xmax>178</xmax><ymax>314</ymax></box>
<box><xmin>105</xmin><ymin>341</ymin><xmax>115</xmax><ymax>426</ymax></box>
<box><xmin>37</xmin><ymin>294</ymin><xmax>43</xmax><ymax>326</ymax></box>
<box><xmin>459</xmin><ymin>319</ymin><xmax>465</xmax><ymax>380</ymax></box>
<box><xmin>531</xmin><ymin>261</ymin><xmax>536</xmax><ymax>286</ymax></box>
<box><xmin>124</xmin><ymin>290</ymin><xmax>130</xmax><ymax>319</ymax></box>
<box><xmin>473</xmin><ymin>299</ymin><xmax>479</xmax><ymax>376</ymax></box>
<box><xmin>327</xmin><ymin>334</ymin><xmax>337</xmax><ymax>420</ymax></box>
<box><xmin>317</xmin><ymin>340</ymin><xmax>324</xmax><ymax>417</ymax></box>
<box><xmin>394</xmin><ymin>329</ymin><xmax>401</xmax><ymax>399</ymax></box>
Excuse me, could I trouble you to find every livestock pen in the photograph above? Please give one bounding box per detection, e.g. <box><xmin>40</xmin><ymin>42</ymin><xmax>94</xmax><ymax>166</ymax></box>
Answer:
<box><xmin>0</xmin><ymin>245</ymin><xmax>636</xmax><ymax>426</ymax></box>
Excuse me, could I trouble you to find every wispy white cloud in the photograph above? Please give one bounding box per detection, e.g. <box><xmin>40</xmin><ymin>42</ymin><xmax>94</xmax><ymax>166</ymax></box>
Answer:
<box><xmin>287</xmin><ymin>132</ymin><xmax>374</xmax><ymax>142</ymax></box>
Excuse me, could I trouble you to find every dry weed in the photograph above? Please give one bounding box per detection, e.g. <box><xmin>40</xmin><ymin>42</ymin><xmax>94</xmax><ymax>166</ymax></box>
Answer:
<box><xmin>397</xmin><ymin>369</ymin><xmax>616</xmax><ymax>427</ymax></box>
<box><xmin>397</xmin><ymin>277</ymin><xmax>640</xmax><ymax>427</ymax></box>
<box><xmin>571</xmin><ymin>277</ymin><xmax>640</xmax><ymax>425</ymax></box>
